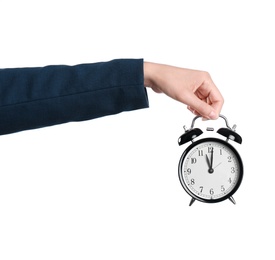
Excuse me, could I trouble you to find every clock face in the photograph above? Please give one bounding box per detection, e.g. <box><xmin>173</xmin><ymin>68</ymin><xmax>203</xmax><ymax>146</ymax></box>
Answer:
<box><xmin>178</xmin><ymin>138</ymin><xmax>243</xmax><ymax>203</ymax></box>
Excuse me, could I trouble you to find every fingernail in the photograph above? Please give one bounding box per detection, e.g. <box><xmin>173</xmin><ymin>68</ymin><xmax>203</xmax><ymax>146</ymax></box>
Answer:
<box><xmin>208</xmin><ymin>111</ymin><xmax>216</xmax><ymax>120</ymax></box>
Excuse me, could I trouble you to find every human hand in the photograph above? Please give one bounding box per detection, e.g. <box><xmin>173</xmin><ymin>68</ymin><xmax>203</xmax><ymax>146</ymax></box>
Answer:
<box><xmin>143</xmin><ymin>62</ymin><xmax>224</xmax><ymax>119</ymax></box>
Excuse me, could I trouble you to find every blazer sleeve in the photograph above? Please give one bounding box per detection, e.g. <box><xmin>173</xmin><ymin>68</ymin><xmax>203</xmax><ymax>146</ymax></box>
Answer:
<box><xmin>0</xmin><ymin>59</ymin><xmax>149</xmax><ymax>135</ymax></box>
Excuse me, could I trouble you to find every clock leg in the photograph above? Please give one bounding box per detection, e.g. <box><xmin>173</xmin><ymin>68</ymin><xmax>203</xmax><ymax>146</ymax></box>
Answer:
<box><xmin>229</xmin><ymin>196</ymin><xmax>236</xmax><ymax>205</ymax></box>
<box><xmin>189</xmin><ymin>198</ymin><xmax>196</xmax><ymax>206</ymax></box>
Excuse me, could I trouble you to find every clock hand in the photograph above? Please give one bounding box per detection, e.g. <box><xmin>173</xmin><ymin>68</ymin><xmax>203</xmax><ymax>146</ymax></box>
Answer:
<box><xmin>206</xmin><ymin>154</ymin><xmax>211</xmax><ymax>168</ymax></box>
<box><xmin>213</xmin><ymin>162</ymin><xmax>222</xmax><ymax>169</ymax></box>
<box><xmin>205</xmin><ymin>154</ymin><xmax>214</xmax><ymax>174</ymax></box>
<box><xmin>210</xmin><ymin>147</ymin><xmax>214</xmax><ymax>169</ymax></box>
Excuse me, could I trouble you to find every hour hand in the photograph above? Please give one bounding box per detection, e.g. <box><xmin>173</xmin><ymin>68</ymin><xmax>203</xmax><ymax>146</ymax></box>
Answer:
<box><xmin>206</xmin><ymin>154</ymin><xmax>211</xmax><ymax>168</ymax></box>
<box><xmin>206</xmin><ymin>152</ymin><xmax>214</xmax><ymax>174</ymax></box>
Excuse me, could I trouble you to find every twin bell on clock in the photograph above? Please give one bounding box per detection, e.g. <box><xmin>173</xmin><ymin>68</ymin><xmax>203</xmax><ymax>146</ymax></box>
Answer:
<box><xmin>178</xmin><ymin>115</ymin><xmax>243</xmax><ymax>206</ymax></box>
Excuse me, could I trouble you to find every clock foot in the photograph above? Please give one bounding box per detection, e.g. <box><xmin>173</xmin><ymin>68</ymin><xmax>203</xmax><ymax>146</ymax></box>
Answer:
<box><xmin>229</xmin><ymin>196</ymin><xmax>236</xmax><ymax>205</ymax></box>
<box><xmin>189</xmin><ymin>198</ymin><xmax>196</xmax><ymax>206</ymax></box>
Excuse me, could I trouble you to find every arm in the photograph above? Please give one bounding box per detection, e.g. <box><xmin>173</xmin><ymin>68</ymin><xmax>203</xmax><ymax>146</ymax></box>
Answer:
<box><xmin>0</xmin><ymin>59</ymin><xmax>148</xmax><ymax>135</ymax></box>
<box><xmin>0</xmin><ymin>59</ymin><xmax>223</xmax><ymax>135</ymax></box>
<box><xmin>144</xmin><ymin>62</ymin><xmax>224</xmax><ymax>119</ymax></box>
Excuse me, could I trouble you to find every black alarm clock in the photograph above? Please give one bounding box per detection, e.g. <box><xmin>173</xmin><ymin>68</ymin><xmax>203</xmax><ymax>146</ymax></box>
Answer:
<box><xmin>178</xmin><ymin>115</ymin><xmax>243</xmax><ymax>206</ymax></box>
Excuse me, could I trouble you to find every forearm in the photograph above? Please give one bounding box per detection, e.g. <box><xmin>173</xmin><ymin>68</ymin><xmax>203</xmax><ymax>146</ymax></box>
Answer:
<box><xmin>0</xmin><ymin>59</ymin><xmax>148</xmax><ymax>135</ymax></box>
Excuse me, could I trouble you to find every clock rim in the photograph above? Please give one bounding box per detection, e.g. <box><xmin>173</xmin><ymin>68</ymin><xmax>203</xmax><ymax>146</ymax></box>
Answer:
<box><xmin>178</xmin><ymin>137</ymin><xmax>244</xmax><ymax>204</ymax></box>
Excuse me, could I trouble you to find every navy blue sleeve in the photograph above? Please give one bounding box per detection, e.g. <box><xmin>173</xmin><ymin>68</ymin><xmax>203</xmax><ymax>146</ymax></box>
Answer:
<box><xmin>0</xmin><ymin>59</ymin><xmax>149</xmax><ymax>135</ymax></box>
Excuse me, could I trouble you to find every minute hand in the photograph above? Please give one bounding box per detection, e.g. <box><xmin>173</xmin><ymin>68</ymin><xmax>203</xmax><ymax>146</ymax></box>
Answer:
<box><xmin>210</xmin><ymin>147</ymin><xmax>214</xmax><ymax>169</ymax></box>
<box><xmin>208</xmin><ymin>147</ymin><xmax>214</xmax><ymax>174</ymax></box>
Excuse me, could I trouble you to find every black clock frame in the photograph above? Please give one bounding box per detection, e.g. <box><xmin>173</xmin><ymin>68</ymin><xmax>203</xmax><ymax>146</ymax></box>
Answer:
<box><xmin>178</xmin><ymin>137</ymin><xmax>244</xmax><ymax>204</ymax></box>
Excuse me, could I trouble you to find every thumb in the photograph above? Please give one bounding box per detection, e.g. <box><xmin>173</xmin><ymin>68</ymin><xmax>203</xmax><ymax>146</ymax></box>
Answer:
<box><xmin>187</xmin><ymin>96</ymin><xmax>218</xmax><ymax>120</ymax></box>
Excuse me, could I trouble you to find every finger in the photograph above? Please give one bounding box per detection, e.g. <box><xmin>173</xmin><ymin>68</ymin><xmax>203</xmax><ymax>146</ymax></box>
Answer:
<box><xmin>209</xmin><ymin>99</ymin><xmax>224</xmax><ymax>116</ymax></box>
<box><xmin>195</xmin><ymin>78</ymin><xmax>224</xmax><ymax>116</ymax></box>
<box><xmin>204</xmin><ymin>84</ymin><xmax>224</xmax><ymax>115</ymax></box>
<box><xmin>187</xmin><ymin>106</ymin><xmax>201</xmax><ymax>116</ymax></box>
<box><xmin>186</xmin><ymin>94</ymin><xmax>218</xmax><ymax>119</ymax></box>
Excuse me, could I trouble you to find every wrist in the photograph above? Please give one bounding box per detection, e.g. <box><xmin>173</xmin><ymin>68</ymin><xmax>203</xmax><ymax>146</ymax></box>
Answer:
<box><xmin>143</xmin><ymin>62</ymin><xmax>154</xmax><ymax>87</ymax></box>
<box><xmin>143</xmin><ymin>62</ymin><xmax>166</xmax><ymax>94</ymax></box>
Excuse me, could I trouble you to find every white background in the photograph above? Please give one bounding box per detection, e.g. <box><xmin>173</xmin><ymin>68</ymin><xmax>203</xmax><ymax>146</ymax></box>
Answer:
<box><xmin>0</xmin><ymin>0</ymin><xmax>274</xmax><ymax>259</ymax></box>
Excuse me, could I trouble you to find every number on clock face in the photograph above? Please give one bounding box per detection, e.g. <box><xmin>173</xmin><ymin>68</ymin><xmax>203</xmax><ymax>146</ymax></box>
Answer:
<box><xmin>180</xmin><ymin>140</ymin><xmax>241</xmax><ymax>201</ymax></box>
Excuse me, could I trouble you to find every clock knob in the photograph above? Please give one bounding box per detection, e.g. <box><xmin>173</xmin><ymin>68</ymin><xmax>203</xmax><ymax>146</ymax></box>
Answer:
<box><xmin>178</xmin><ymin>128</ymin><xmax>203</xmax><ymax>146</ymax></box>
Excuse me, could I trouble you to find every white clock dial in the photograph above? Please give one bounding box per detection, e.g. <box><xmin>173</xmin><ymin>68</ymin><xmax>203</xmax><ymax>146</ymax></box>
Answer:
<box><xmin>179</xmin><ymin>138</ymin><xmax>243</xmax><ymax>202</ymax></box>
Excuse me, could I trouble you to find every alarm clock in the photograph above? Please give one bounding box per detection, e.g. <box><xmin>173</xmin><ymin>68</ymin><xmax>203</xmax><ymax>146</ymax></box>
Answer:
<box><xmin>178</xmin><ymin>115</ymin><xmax>243</xmax><ymax>206</ymax></box>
